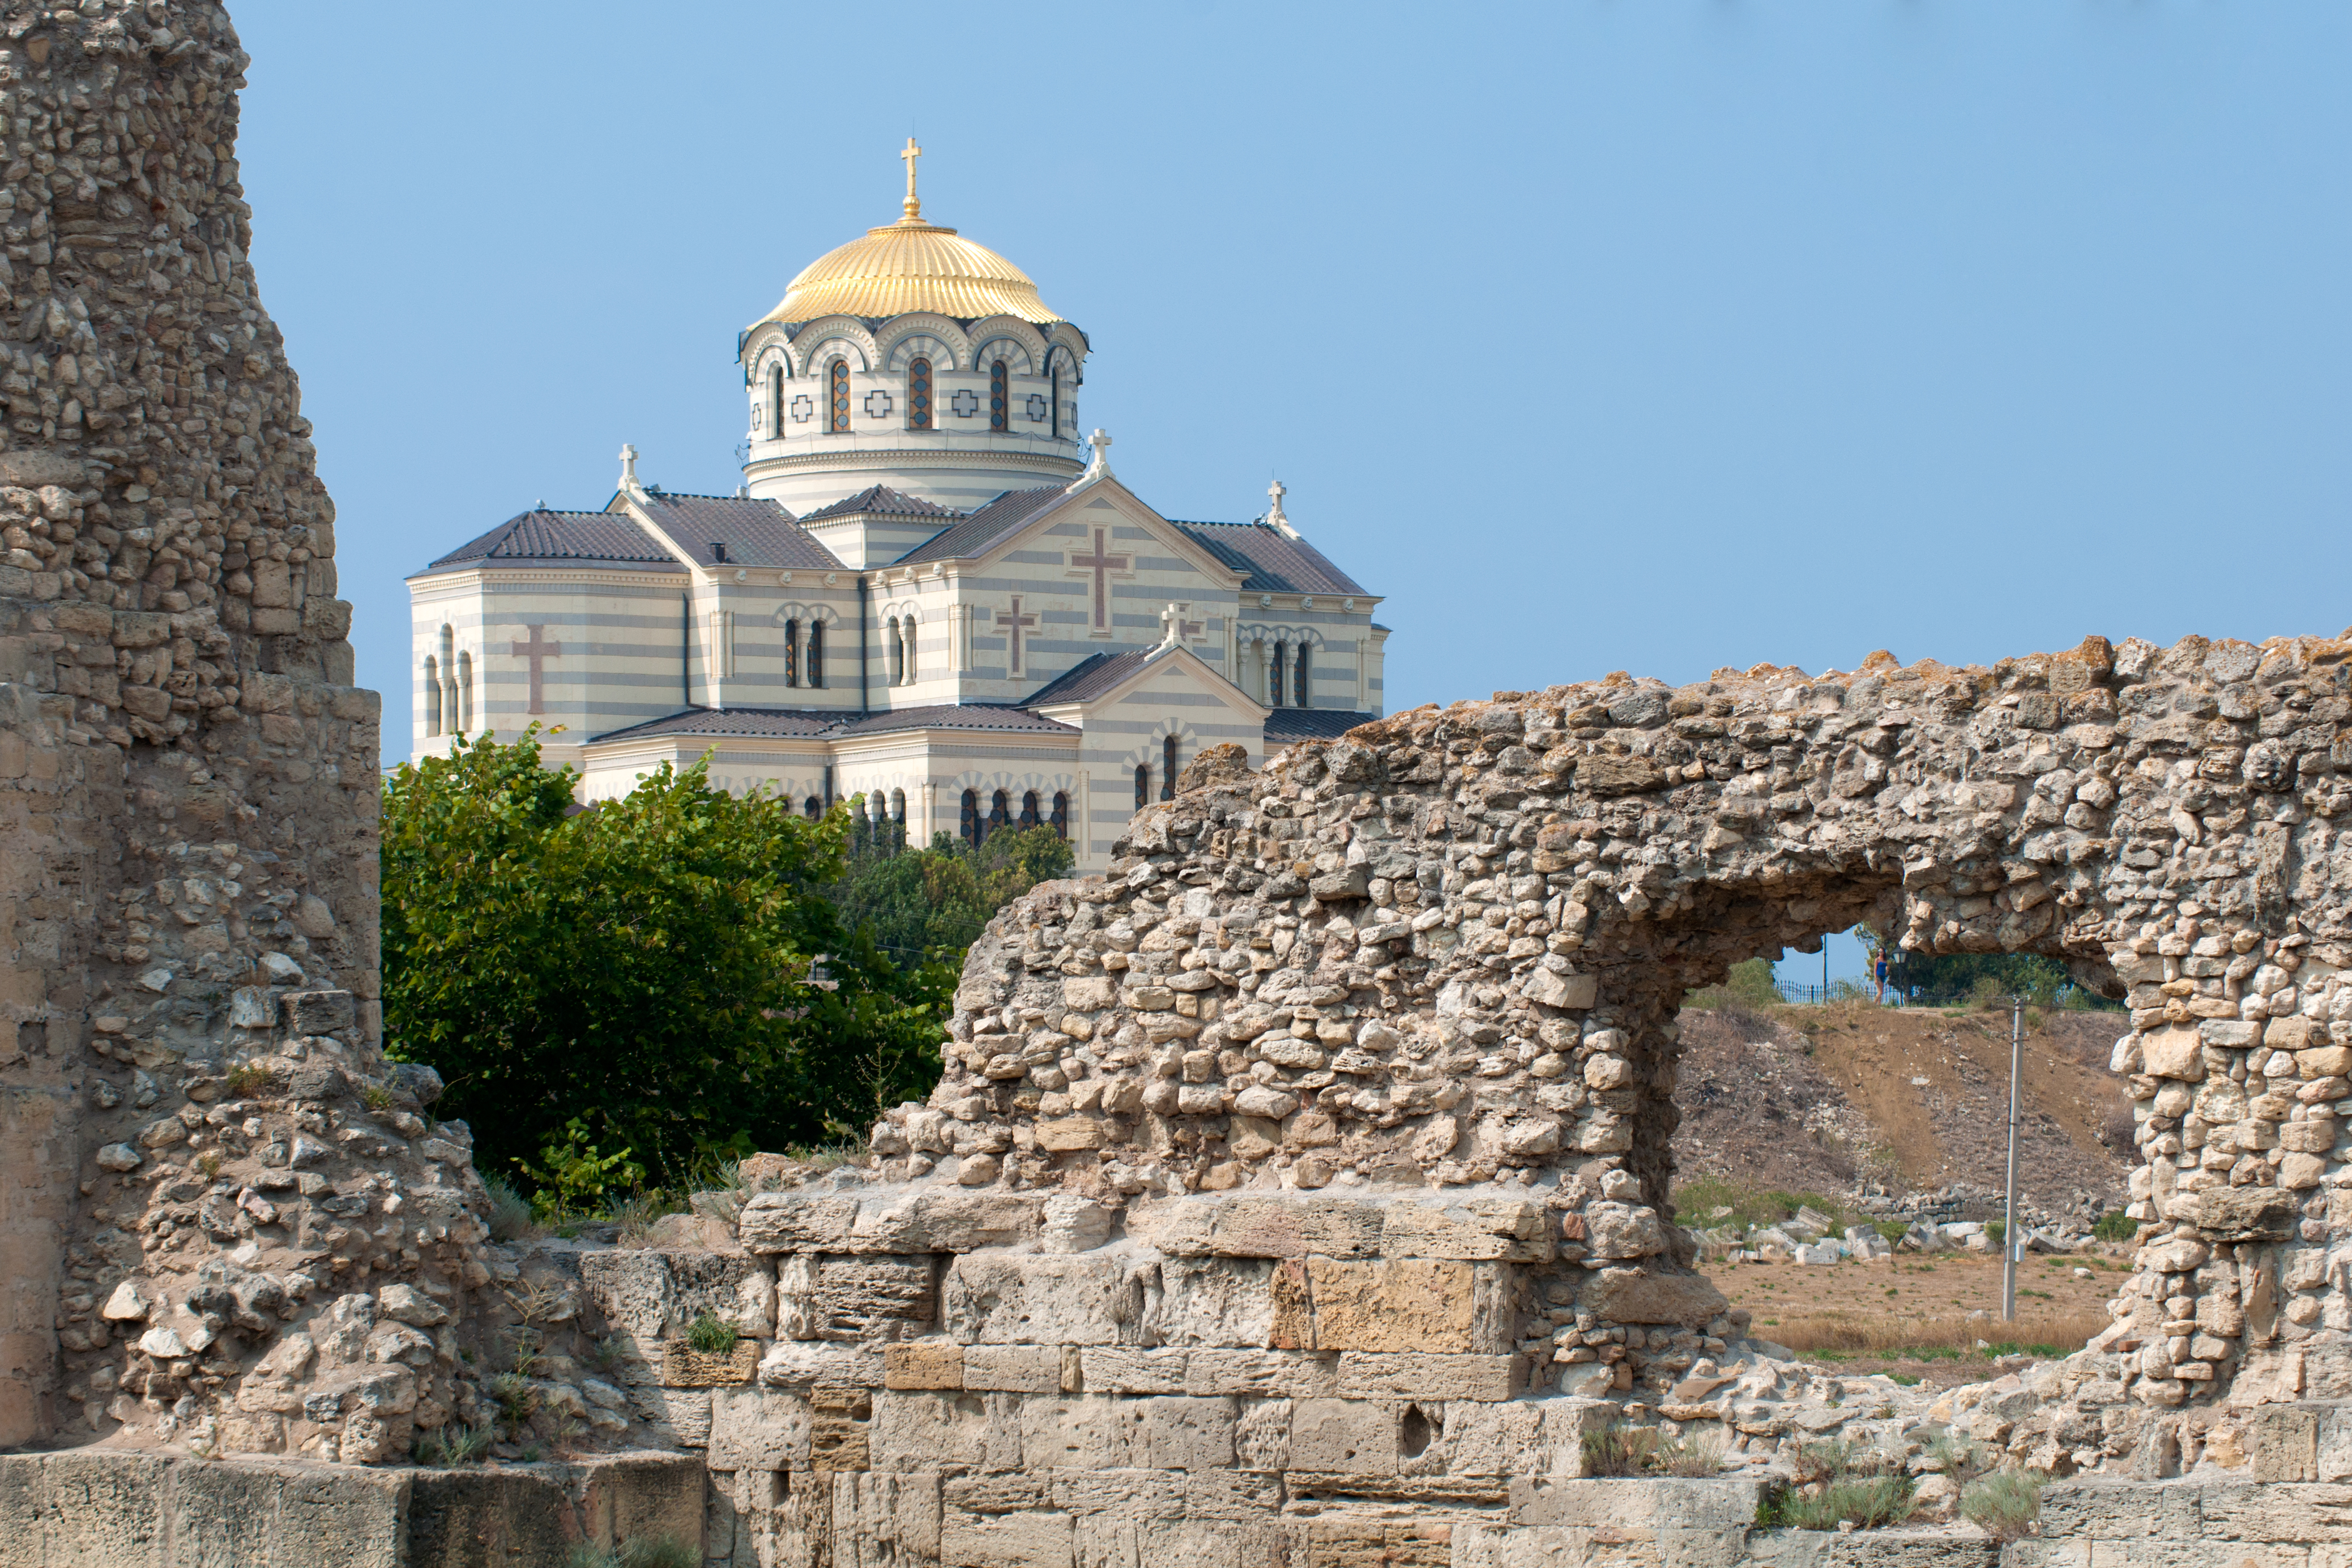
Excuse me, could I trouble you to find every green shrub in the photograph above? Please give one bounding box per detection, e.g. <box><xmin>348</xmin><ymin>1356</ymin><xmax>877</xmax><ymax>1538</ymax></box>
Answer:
<box><xmin>685</xmin><ymin>1313</ymin><xmax>737</xmax><ymax>1355</ymax></box>
<box><xmin>382</xmin><ymin>729</ymin><xmax>956</xmax><ymax>1200</ymax></box>
<box><xmin>1961</xmin><ymin>1469</ymin><xmax>2042</xmax><ymax>1539</ymax></box>
<box><xmin>567</xmin><ymin>1539</ymin><xmax>699</xmax><ymax>1568</ymax></box>
<box><xmin>412</xmin><ymin>1423</ymin><xmax>492</xmax><ymax>1466</ymax></box>
<box><xmin>2092</xmin><ymin>1210</ymin><xmax>2138</xmax><ymax>1243</ymax></box>
<box><xmin>482</xmin><ymin>1174</ymin><xmax>537</xmax><ymax>1242</ymax></box>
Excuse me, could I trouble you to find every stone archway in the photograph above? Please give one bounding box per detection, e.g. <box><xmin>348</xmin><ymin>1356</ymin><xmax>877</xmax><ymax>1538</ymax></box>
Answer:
<box><xmin>894</xmin><ymin>632</ymin><xmax>2352</xmax><ymax>1466</ymax></box>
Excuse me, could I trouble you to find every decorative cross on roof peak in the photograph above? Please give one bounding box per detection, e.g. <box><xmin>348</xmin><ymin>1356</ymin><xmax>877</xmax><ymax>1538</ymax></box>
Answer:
<box><xmin>900</xmin><ymin>136</ymin><xmax>923</xmax><ymax>221</ymax></box>
<box><xmin>1079</xmin><ymin>428</ymin><xmax>1115</xmax><ymax>484</ymax></box>
<box><xmin>619</xmin><ymin>443</ymin><xmax>639</xmax><ymax>489</ymax></box>
<box><xmin>1266</xmin><ymin>477</ymin><xmax>1299</xmax><ymax>539</ymax></box>
<box><xmin>1158</xmin><ymin>601</ymin><xmax>1202</xmax><ymax>651</ymax></box>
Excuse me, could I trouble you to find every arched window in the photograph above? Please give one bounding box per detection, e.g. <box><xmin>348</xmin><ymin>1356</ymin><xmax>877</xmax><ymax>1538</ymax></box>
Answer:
<box><xmin>808</xmin><ymin>620</ymin><xmax>825</xmax><ymax>687</ymax></box>
<box><xmin>906</xmin><ymin>357</ymin><xmax>932</xmax><ymax>430</ymax></box>
<box><xmin>989</xmin><ymin>360</ymin><xmax>1009</xmax><ymax>433</ymax></box>
<box><xmin>1162</xmin><ymin>735</ymin><xmax>1178</xmax><ymax>800</ymax></box>
<box><xmin>900</xmin><ymin>616</ymin><xmax>916</xmax><ymax>683</ymax></box>
<box><xmin>1019</xmin><ymin>791</ymin><xmax>1040</xmax><ymax>830</ymax></box>
<box><xmin>890</xmin><ymin>788</ymin><xmax>906</xmax><ymax>823</ymax></box>
<box><xmin>804</xmin><ymin>797</ymin><xmax>822</xmax><ymax>819</ymax></box>
<box><xmin>455</xmin><ymin>651</ymin><xmax>473</xmax><ymax>734</ymax></box>
<box><xmin>886</xmin><ymin>617</ymin><xmax>904</xmax><ymax>685</ymax></box>
<box><xmin>784</xmin><ymin>618</ymin><xmax>800</xmax><ymax>686</ymax></box>
<box><xmin>828</xmin><ymin>360</ymin><xmax>850</xmax><ymax>433</ymax></box>
<box><xmin>1268</xmin><ymin>643</ymin><xmax>1286</xmax><ymax>708</ymax></box>
<box><xmin>989</xmin><ymin>790</ymin><xmax>1010</xmax><ymax>839</ymax></box>
<box><xmin>422</xmin><ymin>655</ymin><xmax>442</xmax><ymax>737</ymax></box>
<box><xmin>769</xmin><ymin>366</ymin><xmax>783</xmax><ymax>438</ymax></box>
<box><xmin>1295</xmin><ymin>642</ymin><xmax>1311</xmax><ymax>708</ymax></box>
<box><xmin>960</xmin><ymin>788</ymin><xmax>979</xmax><ymax>844</ymax></box>
<box><xmin>1050</xmin><ymin>791</ymin><xmax>1069</xmax><ymax>840</ymax></box>
<box><xmin>1049</xmin><ymin>359</ymin><xmax>1061</xmax><ymax>440</ymax></box>
<box><xmin>1134</xmin><ymin>764</ymin><xmax>1149</xmax><ymax>809</ymax></box>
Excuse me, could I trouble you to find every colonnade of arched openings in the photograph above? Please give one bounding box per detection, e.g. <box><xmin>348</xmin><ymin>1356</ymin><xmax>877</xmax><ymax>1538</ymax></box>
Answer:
<box><xmin>958</xmin><ymin>787</ymin><xmax>1070</xmax><ymax>847</ymax></box>
<box><xmin>421</xmin><ymin>623</ymin><xmax>472</xmax><ymax>738</ymax></box>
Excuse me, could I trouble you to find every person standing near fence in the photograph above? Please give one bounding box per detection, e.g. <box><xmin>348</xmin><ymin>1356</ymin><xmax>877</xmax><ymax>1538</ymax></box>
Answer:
<box><xmin>1873</xmin><ymin>947</ymin><xmax>1890</xmax><ymax>1002</ymax></box>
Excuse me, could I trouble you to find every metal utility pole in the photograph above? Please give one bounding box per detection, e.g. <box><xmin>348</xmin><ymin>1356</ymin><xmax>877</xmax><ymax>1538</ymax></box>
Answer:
<box><xmin>2003</xmin><ymin>996</ymin><xmax>2023</xmax><ymax>1322</ymax></box>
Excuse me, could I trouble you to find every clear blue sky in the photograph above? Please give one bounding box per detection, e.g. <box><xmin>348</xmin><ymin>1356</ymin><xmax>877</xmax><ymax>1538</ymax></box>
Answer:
<box><xmin>232</xmin><ymin>2</ymin><xmax>2349</xmax><ymax>987</ymax></box>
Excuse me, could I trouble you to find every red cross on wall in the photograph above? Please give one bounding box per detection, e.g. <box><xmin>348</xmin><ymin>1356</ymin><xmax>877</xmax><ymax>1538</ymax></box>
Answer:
<box><xmin>510</xmin><ymin>623</ymin><xmax>562</xmax><ymax>713</ymax></box>
<box><xmin>995</xmin><ymin>597</ymin><xmax>1037</xmax><ymax>676</ymax></box>
<box><xmin>1065</xmin><ymin>527</ymin><xmax>1131</xmax><ymax>634</ymax></box>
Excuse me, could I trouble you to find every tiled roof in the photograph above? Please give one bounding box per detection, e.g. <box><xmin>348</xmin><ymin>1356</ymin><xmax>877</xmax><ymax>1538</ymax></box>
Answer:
<box><xmin>421</xmin><ymin>509</ymin><xmax>686</xmax><ymax>574</ymax></box>
<box><xmin>629</xmin><ymin>491</ymin><xmax>843</xmax><ymax>571</ymax></box>
<box><xmin>589</xmin><ymin>708</ymin><xmax>841</xmax><ymax>743</ymax></box>
<box><xmin>1021</xmin><ymin>650</ymin><xmax>1156</xmax><ymax>707</ymax></box>
<box><xmin>1264</xmin><ymin>708</ymin><xmax>1381</xmax><ymax>745</ymax></box>
<box><xmin>830</xmin><ymin>704</ymin><xmax>1078</xmax><ymax>737</ymax></box>
<box><xmin>800</xmin><ymin>484</ymin><xmax>959</xmax><ymax>524</ymax></box>
<box><xmin>590</xmin><ymin>703</ymin><xmax>1077</xmax><ymax>746</ymax></box>
<box><xmin>1173</xmin><ymin>520</ymin><xmax>1367</xmax><ymax>598</ymax></box>
<box><xmin>893</xmin><ymin>486</ymin><xmax>1066</xmax><ymax>565</ymax></box>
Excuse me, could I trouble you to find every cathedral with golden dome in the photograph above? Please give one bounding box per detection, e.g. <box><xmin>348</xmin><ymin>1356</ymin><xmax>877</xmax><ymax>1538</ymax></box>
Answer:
<box><xmin>406</xmin><ymin>143</ymin><xmax>1388</xmax><ymax>869</ymax></box>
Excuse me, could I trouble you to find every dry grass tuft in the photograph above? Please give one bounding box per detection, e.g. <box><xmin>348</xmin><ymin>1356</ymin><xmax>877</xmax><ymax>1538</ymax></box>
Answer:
<box><xmin>1763</xmin><ymin>1309</ymin><xmax>2109</xmax><ymax>1360</ymax></box>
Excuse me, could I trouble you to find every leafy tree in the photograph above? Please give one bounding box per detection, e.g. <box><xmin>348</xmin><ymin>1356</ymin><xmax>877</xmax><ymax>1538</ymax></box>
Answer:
<box><xmin>826</xmin><ymin>813</ymin><xmax>1076</xmax><ymax>971</ymax></box>
<box><xmin>381</xmin><ymin>730</ymin><xmax>949</xmax><ymax>1197</ymax></box>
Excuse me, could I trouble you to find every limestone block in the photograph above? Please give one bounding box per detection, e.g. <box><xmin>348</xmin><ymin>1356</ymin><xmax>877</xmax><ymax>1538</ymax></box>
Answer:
<box><xmin>964</xmin><ymin>1344</ymin><xmax>1062</xmax><ymax>1393</ymax></box>
<box><xmin>1289</xmin><ymin>1398</ymin><xmax>1399</xmax><ymax>1474</ymax></box>
<box><xmin>661</xmin><ymin>1339</ymin><xmax>758</xmax><ymax>1388</ymax></box>
<box><xmin>633</xmin><ymin>1385</ymin><xmax>714</xmax><ymax>1447</ymax></box>
<box><xmin>740</xmin><ymin>1194</ymin><xmax>872</xmax><ymax>1254</ymax></box>
<box><xmin>944</xmin><ymin>1253</ymin><xmax>1150</xmax><ymax>1345</ymax></box>
<box><xmin>1120</xmin><ymin>1395</ymin><xmax>1236</xmax><ymax>1469</ymax></box>
<box><xmin>757</xmin><ymin>1340</ymin><xmax>885</xmax><ymax>1391</ymax></box>
<box><xmin>671</xmin><ymin>1253</ymin><xmax>778</xmax><ymax>1339</ymax></box>
<box><xmin>1006</xmin><ymin>1394</ymin><xmax>1128</xmax><ymax>1472</ymax></box>
<box><xmin>1581</xmin><ymin>1267</ymin><xmax>1730</xmax><ymax>1327</ymax></box>
<box><xmin>2196</xmin><ymin>1481</ymin><xmax>2352</xmax><ymax>1543</ymax></box>
<box><xmin>2317</xmin><ymin>1404</ymin><xmax>2352</xmax><ymax>1482</ymax></box>
<box><xmin>1507</xmin><ymin>1475</ymin><xmax>1762</xmax><ymax>1529</ymax></box>
<box><xmin>940</xmin><ymin>1506</ymin><xmax>1073</xmax><ymax>1568</ymax></box>
<box><xmin>1139</xmin><ymin>1519</ymin><xmax>1290</xmax><ymax>1568</ymax></box>
<box><xmin>2032</xmin><ymin>1479</ymin><xmax>2204</xmax><ymax>1543</ymax></box>
<box><xmin>1292</xmin><ymin>1520</ymin><xmax>1451</xmax><ymax>1568</ymax></box>
<box><xmin>711</xmin><ymin>1387</ymin><xmax>813</xmax><ymax>1472</ymax></box>
<box><xmin>885</xmin><ymin>1341</ymin><xmax>967</xmax><ymax>1391</ymax></box>
<box><xmin>812</xmin><ymin>1390</ymin><xmax>875</xmax><ymax>1475</ymax></box>
<box><xmin>1234</xmin><ymin>1399</ymin><xmax>1292</xmax><ymax>1471</ymax></box>
<box><xmin>2143</xmin><ymin>1027</ymin><xmax>2209</xmax><ymax>1080</ymax></box>
<box><xmin>1202</xmin><ymin>1197</ymin><xmax>1384</xmax><ymax>1259</ymax></box>
<box><xmin>812</xmin><ymin>1255</ymin><xmax>937</xmax><ymax>1341</ymax></box>
<box><xmin>1432</xmin><ymin>1397</ymin><xmax>1596</xmax><ymax>1477</ymax></box>
<box><xmin>1079</xmin><ymin>1347</ymin><xmax>1189</xmax><ymax>1394</ymax></box>
<box><xmin>1151</xmin><ymin>1257</ymin><xmax>1279</xmax><ymax>1348</ymax></box>
<box><xmin>1337</xmin><ymin>1352</ymin><xmax>1518</xmax><ymax>1402</ymax></box>
<box><xmin>578</xmin><ymin>1249</ymin><xmax>673</xmax><ymax>1340</ymax></box>
<box><xmin>1051</xmin><ymin>1467</ymin><xmax>1185</xmax><ymax>1520</ymax></box>
<box><xmin>1183</xmin><ymin>1349</ymin><xmax>1340</xmax><ymax>1398</ymax></box>
<box><xmin>833</xmin><ymin>1472</ymin><xmax>943</xmax><ymax>1568</ymax></box>
<box><xmin>1291</xmin><ymin>1258</ymin><xmax>1482</xmax><ymax>1353</ymax></box>
<box><xmin>872</xmin><ymin>1390</ymin><xmax>1025</xmax><ymax>1474</ymax></box>
<box><xmin>911</xmin><ymin>1191</ymin><xmax>1047</xmax><ymax>1251</ymax></box>
<box><xmin>1378</xmin><ymin>1198</ymin><xmax>1556</xmax><ymax>1262</ymax></box>
<box><xmin>2195</xmin><ymin>1187</ymin><xmax>2299</xmax><ymax>1240</ymax></box>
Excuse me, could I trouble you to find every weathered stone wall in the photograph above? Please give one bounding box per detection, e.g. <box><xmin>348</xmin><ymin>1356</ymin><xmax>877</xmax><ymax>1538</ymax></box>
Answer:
<box><xmin>0</xmin><ymin>0</ymin><xmax>500</xmax><ymax>1463</ymax></box>
<box><xmin>861</xmin><ymin>634</ymin><xmax>2352</xmax><ymax>1452</ymax></box>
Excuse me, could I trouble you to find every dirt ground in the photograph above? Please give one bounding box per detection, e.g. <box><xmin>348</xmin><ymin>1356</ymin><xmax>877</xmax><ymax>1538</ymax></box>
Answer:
<box><xmin>1671</xmin><ymin>1001</ymin><xmax>2133</xmax><ymax>1220</ymax></box>
<box><xmin>1706</xmin><ymin>1244</ymin><xmax>2126</xmax><ymax>1387</ymax></box>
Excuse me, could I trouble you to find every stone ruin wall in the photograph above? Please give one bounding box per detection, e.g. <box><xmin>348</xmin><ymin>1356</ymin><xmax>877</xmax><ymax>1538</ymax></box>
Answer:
<box><xmin>0</xmin><ymin>0</ymin><xmax>420</xmax><ymax>1460</ymax></box>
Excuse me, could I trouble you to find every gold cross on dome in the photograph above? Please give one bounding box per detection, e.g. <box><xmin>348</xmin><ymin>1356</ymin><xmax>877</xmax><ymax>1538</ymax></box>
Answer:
<box><xmin>900</xmin><ymin>136</ymin><xmax>923</xmax><ymax>219</ymax></box>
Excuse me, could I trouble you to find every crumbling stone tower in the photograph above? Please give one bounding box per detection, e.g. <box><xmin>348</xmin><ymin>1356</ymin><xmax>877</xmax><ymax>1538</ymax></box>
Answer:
<box><xmin>0</xmin><ymin>1</ymin><xmax>380</xmax><ymax>1447</ymax></box>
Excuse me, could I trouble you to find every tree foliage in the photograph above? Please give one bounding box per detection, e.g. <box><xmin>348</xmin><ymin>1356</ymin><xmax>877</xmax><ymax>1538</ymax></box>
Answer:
<box><xmin>381</xmin><ymin>729</ymin><xmax>950</xmax><ymax>1195</ymax></box>
<box><xmin>825</xmin><ymin>815</ymin><xmax>1077</xmax><ymax>970</ymax></box>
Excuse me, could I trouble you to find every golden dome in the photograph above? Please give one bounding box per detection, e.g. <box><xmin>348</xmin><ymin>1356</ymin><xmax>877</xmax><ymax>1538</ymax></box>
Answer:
<box><xmin>758</xmin><ymin>143</ymin><xmax>1060</xmax><ymax>327</ymax></box>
